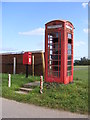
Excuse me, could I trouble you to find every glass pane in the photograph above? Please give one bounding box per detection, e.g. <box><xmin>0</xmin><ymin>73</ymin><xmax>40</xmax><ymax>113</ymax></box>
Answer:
<box><xmin>67</xmin><ymin>71</ymin><xmax>71</xmax><ymax>76</ymax></box>
<box><xmin>51</xmin><ymin>54</ymin><xmax>58</xmax><ymax>60</ymax></box>
<box><xmin>68</xmin><ymin>55</ymin><xmax>72</xmax><ymax>60</ymax></box>
<box><xmin>59</xmin><ymin>49</ymin><xmax>61</xmax><ymax>54</ymax></box>
<box><xmin>50</xmin><ymin>40</ymin><xmax>52</xmax><ymax>43</ymax></box>
<box><xmin>53</xmin><ymin>66</ymin><xmax>58</xmax><ymax>71</ymax></box>
<box><xmin>68</xmin><ymin>61</ymin><xmax>72</xmax><ymax>65</ymax></box>
<box><xmin>52</xmin><ymin>32</ymin><xmax>58</xmax><ymax>38</ymax></box>
<box><xmin>50</xmin><ymin>50</ymin><xmax>52</xmax><ymax>55</ymax></box>
<box><xmin>68</xmin><ymin>50</ymin><xmax>71</xmax><ymax>55</ymax></box>
<box><xmin>53</xmin><ymin>61</ymin><xmax>58</xmax><ymax>66</ymax></box>
<box><xmin>59</xmin><ymin>32</ymin><xmax>61</xmax><ymax>48</ymax></box>
<box><xmin>47</xmin><ymin>32</ymin><xmax>61</xmax><ymax>78</ymax></box>
<box><xmin>50</xmin><ymin>55</ymin><xmax>52</xmax><ymax>61</ymax></box>
<box><xmin>68</xmin><ymin>44</ymin><xmax>71</xmax><ymax>49</ymax></box>
<box><xmin>53</xmin><ymin>71</ymin><xmax>58</xmax><ymax>77</ymax></box>
<box><xmin>68</xmin><ymin>33</ymin><xmax>72</xmax><ymax>39</ymax></box>
<box><xmin>68</xmin><ymin>66</ymin><xmax>72</xmax><ymax>70</ymax></box>
<box><xmin>50</xmin><ymin>35</ymin><xmax>53</xmax><ymax>38</ymax></box>
<box><xmin>67</xmin><ymin>33</ymin><xmax>72</xmax><ymax>76</ymax></box>
<box><xmin>56</xmin><ymin>33</ymin><xmax>58</xmax><ymax>38</ymax></box>
<box><xmin>50</xmin><ymin>45</ymin><xmax>52</xmax><ymax>49</ymax></box>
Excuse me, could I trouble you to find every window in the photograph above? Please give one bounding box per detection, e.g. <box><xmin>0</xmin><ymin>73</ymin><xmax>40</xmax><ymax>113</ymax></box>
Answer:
<box><xmin>67</xmin><ymin>66</ymin><xmax>72</xmax><ymax>70</ymax></box>
<box><xmin>68</xmin><ymin>44</ymin><xmax>71</xmax><ymax>49</ymax></box>
<box><xmin>67</xmin><ymin>33</ymin><xmax>72</xmax><ymax>76</ymax></box>
<box><xmin>68</xmin><ymin>55</ymin><xmax>72</xmax><ymax>60</ymax></box>
<box><xmin>47</xmin><ymin>32</ymin><xmax>61</xmax><ymax>78</ymax></box>
<box><xmin>68</xmin><ymin>50</ymin><xmax>71</xmax><ymax>55</ymax></box>
<box><xmin>68</xmin><ymin>61</ymin><xmax>72</xmax><ymax>65</ymax></box>
<box><xmin>67</xmin><ymin>71</ymin><xmax>71</xmax><ymax>76</ymax></box>
<box><xmin>68</xmin><ymin>33</ymin><xmax>72</xmax><ymax>39</ymax></box>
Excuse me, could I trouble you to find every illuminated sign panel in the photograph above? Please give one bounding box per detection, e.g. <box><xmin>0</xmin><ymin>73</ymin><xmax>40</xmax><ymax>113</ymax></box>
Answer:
<box><xmin>66</xmin><ymin>25</ymin><xmax>72</xmax><ymax>30</ymax></box>
<box><xmin>47</xmin><ymin>25</ymin><xmax>62</xmax><ymax>29</ymax></box>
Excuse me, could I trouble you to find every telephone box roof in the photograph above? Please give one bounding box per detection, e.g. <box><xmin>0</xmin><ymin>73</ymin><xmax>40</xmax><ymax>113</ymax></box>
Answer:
<box><xmin>45</xmin><ymin>19</ymin><xmax>74</xmax><ymax>27</ymax></box>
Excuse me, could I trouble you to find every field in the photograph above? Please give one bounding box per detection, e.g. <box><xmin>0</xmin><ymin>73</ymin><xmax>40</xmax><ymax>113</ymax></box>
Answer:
<box><xmin>1</xmin><ymin>66</ymin><xmax>88</xmax><ymax>114</ymax></box>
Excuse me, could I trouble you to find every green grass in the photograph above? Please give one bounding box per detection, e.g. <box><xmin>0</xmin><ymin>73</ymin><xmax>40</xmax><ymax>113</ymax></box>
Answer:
<box><xmin>74</xmin><ymin>66</ymin><xmax>88</xmax><ymax>68</ymax></box>
<box><xmin>1</xmin><ymin>67</ymin><xmax>88</xmax><ymax>114</ymax></box>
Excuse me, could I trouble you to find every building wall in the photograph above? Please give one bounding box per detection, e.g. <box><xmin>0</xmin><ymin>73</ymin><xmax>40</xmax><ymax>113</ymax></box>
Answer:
<box><xmin>1</xmin><ymin>51</ymin><xmax>44</xmax><ymax>76</ymax></box>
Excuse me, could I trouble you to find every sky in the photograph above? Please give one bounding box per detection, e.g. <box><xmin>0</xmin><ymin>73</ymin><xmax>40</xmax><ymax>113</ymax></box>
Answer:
<box><xmin>1</xmin><ymin>2</ymin><xmax>88</xmax><ymax>60</ymax></box>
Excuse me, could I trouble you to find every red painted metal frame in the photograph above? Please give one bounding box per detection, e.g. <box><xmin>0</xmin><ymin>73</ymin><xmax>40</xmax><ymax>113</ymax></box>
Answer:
<box><xmin>45</xmin><ymin>20</ymin><xmax>74</xmax><ymax>84</ymax></box>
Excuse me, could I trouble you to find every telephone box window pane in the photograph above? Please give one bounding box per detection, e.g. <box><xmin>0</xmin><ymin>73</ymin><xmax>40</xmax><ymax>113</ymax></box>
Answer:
<box><xmin>50</xmin><ymin>40</ymin><xmax>52</xmax><ymax>44</ymax></box>
<box><xmin>53</xmin><ymin>66</ymin><xmax>58</xmax><ymax>71</ymax></box>
<box><xmin>50</xmin><ymin>35</ymin><xmax>53</xmax><ymax>38</ymax></box>
<box><xmin>67</xmin><ymin>71</ymin><xmax>71</xmax><ymax>76</ymax></box>
<box><xmin>50</xmin><ymin>50</ymin><xmax>52</xmax><ymax>55</ymax></box>
<box><xmin>48</xmin><ymin>35</ymin><xmax>49</xmax><ymax>38</ymax></box>
<box><xmin>52</xmin><ymin>32</ymin><xmax>58</xmax><ymax>38</ymax></box>
<box><xmin>50</xmin><ymin>66</ymin><xmax>52</xmax><ymax>70</ymax></box>
<box><xmin>68</xmin><ymin>39</ymin><xmax>72</xmax><ymax>44</ymax></box>
<box><xmin>59</xmin><ymin>49</ymin><xmax>61</xmax><ymax>54</ymax></box>
<box><xmin>53</xmin><ymin>71</ymin><xmax>58</xmax><ymax>77</ymax></box>
<box><xmin>48</xmin><ymin>34</ymin><xmax>50</xmax><ymax>43</ymax></box>
<box><xmin>68</xmin><ymin>55</ymin><xmax>72</xmax><ymax>60</ymax></box>
<box><xmin>59</xmin><ymin>55</ymin><xmax>61</xmax><ymax>59</ymax></box>
<box><xmin>68</xmin><ymin>44</ymin><xmax>71</xmax><ymax>49</ymax></box>
<box><xmin>50</xmin><ymin>45</ymin><xmax>52</xmax><ymax>49</ymax></box>
<box><xmin>50</xmin><ymin>70</ymin><xmax>52</xmax><ymax>76</ymax></box>
<box><xmin>68</xmin><ymin>50</ymin><xmax>71</xmax><ymax>55</ymax></box>
<box><xmin>50</xmin><ymin>55</ymin><xmax>52</xmax><ymax>61</ymax></box>
<box><xmin>68</xmin><ymin>66</ymin><xmax>72</xmax><ymax>70</ymax></box>
<box><xmin>52</xmin><ymin>54</ymin><xmax>58</xmax><ymax>60</ymax></box>
<box><xmin>47</xmin><ymin>32</ymin><xmax>61</xmax><ymax>78</ymax></box>
<box><xmin>50</xmin><ymin>60</ymin><xmax>52</xmax><ymax>65</ymax></box>
<box><xmin>59</xmin><ymin>33</ymin><xmax>61</xmax><ymax>48</ymax></box>
<box><xmin>56</xmin><ymin>33</ymin><xmax>58</xmax><ymax>38</ymax></box>
<box><xmin>54</xmin><ymin>61</ymin><xmax>58</xmax><ymax>65</ymax></box>
<box><xmin>53</xmin><ymin>43</ymin><xmax>58</xmax><ymax>52</ymax></box>
<box><xmin>68</xmin><ymin>61</ymin><xmax>72</xmax><ymax>65</ymax></box>
<box><xmin>68</xmin><ymin>33</ymin><xmax>72</xmax><ymax>39</ymax></box>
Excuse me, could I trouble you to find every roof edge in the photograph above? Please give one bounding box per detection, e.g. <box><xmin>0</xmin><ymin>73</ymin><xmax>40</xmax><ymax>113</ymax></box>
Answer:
<box><xmin>45</xmin><ymin>19</ymin><xmax>74</xmax><ymax>27</ymax></box>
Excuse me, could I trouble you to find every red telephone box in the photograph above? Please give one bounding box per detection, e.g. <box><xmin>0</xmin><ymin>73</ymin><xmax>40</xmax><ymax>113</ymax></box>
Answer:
<box><xmin>45</xmin><ymin>20</ymin><xmax>74</xmax><ymax>84</ymax></box>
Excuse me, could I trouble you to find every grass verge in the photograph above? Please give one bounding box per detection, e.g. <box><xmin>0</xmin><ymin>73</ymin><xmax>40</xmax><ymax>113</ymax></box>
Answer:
<box><xmin>1</xmin><ymin>67</ymin><xmax>88</xmax><ymax>114</ymax></box>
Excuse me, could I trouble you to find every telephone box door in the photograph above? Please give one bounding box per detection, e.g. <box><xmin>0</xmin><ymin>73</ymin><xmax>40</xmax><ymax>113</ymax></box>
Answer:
<box><xmin>46</xmin><ymin>30</ymin><xmax>63</xmax><ymax>83</ymax></box>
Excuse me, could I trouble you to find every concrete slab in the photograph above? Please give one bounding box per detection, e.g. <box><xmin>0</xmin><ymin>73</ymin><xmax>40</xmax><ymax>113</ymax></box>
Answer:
<box><xmin>24</xmin><ymin>81</ymin><xmax>40</xmax><ymax>88</ymax></box>
<box><xmin>20</xmin><ymin>87</ymin><xmax>33</xmax><ymax>92</ymax></box>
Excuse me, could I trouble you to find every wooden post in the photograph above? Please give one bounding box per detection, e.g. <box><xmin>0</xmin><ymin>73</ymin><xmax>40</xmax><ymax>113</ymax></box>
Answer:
<box><xmin>32</xmin><ymin>55</ymin><xmax>34</xmax><ymax>76</ymax></box>
<box><xmin>8</xmin><ymin>74</ymin><xmax>11</xmax><ymax>87</ymax></box>
<box><xmin>40</xmin><ymin>75</ymin><xmax>43</xmax><ymax>94</ymax></box>
<box><xmin>26</xmin><ymin>64</ymin><xmax>28</xmax><ymax>78</ymax></box>
<box><xmin>41</xmin><ymin>51</ymin><xmax>45</xmax><ymax>76</ymax></box>
<box><xmin>13</xmin><ymin>57</ymin><xmax>16</xmax><ymax>75</ymax></box>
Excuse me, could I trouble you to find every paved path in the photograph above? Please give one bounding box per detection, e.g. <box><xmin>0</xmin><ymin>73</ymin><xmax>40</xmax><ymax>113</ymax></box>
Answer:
<box><xmin>1</xmin><ymin>98</ymin><xmax>88</xmax><ymax>118</ymax></box>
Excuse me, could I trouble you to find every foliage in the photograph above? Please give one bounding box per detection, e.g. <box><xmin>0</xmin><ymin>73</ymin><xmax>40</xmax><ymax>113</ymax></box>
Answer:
<box><xmin>74</xmin><ymin>57</ymin><xmax>89</xmax><ymax>65</ymax></box>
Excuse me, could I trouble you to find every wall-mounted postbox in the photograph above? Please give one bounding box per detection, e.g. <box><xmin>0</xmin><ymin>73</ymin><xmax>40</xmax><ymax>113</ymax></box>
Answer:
<box><xmin>23</xmin><ymin>52</ymin><xmax>32</xmax><ymax>65</ymax></box>
<box><xmin>23</xmin><ymin>52</ymin><xmax>32</xmax><ymax>78</ymax></box>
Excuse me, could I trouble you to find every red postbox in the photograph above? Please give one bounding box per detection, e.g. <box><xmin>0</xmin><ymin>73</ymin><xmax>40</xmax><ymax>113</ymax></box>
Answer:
<box><xmin>45</xmin><ymin>20</ymin><xmax>74</xmax><ymax>84</ymax></box>
<box><xmin>23</xmin><ymin>52</ymin><xmax>32</xmax><ymax>65</ymax></box>
<box><xmin>23</xmin><ymin>52</ymin><xmax>32</xmax><ymax>78</ymax></box>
